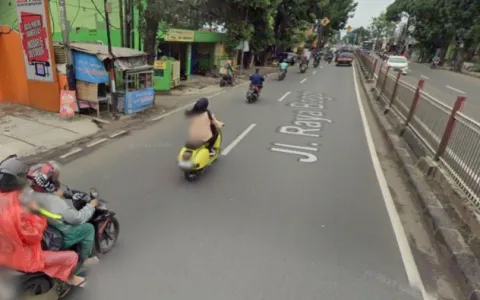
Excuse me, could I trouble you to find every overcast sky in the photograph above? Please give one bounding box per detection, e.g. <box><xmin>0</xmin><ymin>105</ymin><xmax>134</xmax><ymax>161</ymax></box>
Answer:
<box><xmin>347</xmin><ymin>0</ymin><xmax>394</xmax><ymax>29</ymax></box>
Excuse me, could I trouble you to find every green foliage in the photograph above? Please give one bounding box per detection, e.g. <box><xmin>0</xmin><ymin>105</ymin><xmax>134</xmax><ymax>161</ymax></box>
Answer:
<box><xmin>368</xmin><ymin>12</ymin><xmax>396</xmax><ymax>40</ymax></box>
<box><xmin>350</xmin><ymin>26</ymin><xmax>371</xmax><ymax>44</ymax></box>
<box><xmin>382</xmin><ymin>0</ymin><xmax>480</xmax><ymax>61</ymax></box>
<box><xmin>142</xmin><ymin>0</ymin><xmax>358</xmax><ymax>61</ymax></box>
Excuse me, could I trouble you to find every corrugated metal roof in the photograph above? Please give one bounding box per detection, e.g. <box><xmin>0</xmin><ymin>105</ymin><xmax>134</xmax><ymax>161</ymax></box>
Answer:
<box><xmin>70</xmin><ymin>42</ymin><xmax>147</xmax><ymax>60</ymax></box>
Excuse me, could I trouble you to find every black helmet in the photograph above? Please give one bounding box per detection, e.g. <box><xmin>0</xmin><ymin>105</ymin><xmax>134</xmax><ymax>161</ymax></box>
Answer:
<box><xmin>0</xmin><ymin>155</ymin><xmax>28</xmax><ymax>192</ymax></box>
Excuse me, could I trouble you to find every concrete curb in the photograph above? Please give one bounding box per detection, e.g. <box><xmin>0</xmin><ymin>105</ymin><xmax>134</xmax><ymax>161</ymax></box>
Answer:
<box><xmin>354</xmin><ymin>59</ymin><xmax>480</xmax><ymax>300</ymax></box>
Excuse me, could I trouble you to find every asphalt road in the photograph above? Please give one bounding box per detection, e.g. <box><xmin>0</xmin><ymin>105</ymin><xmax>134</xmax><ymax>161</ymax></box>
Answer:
<box><xmin>372</xmin><ymin>55</ymin><xmax>480</xmax><ymax>120</ymax></box>
<box><xmin>62</xmin><ymin>63</ymin><xmax>425</xmax><ymax>300</ymax></box>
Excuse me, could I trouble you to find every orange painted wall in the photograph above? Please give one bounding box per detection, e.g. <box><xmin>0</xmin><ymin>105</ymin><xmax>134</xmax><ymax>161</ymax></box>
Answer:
<box><xmin>0</xmin><ymin>26</ymin><xmax>29</xmax><ymax>106</ymax></box>
<box><xmin>0</xmin><ymin>0</ymin><xmax>60</xmax><ymax>112</ymax></box>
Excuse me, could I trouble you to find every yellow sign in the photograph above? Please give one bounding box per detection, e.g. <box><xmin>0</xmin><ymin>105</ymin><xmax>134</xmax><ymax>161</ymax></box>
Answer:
<box><xmin>165</xmin><ymin>29</ymin><xmax>195</xmax><ymax>42</ymax></box>
<box><xmin>346</xmin><ymin>25</ymin><xmax>352</xmax><ymax>32</ymax></box>
<box><xmin>320</xmin><ymin>17</ymin><xmax>330</xmax><ymax>26</ymax></box>
<box><xmin>154</xmin><ymin>60</ymin><xmax>166</xmax><ymax>69</ymax></box>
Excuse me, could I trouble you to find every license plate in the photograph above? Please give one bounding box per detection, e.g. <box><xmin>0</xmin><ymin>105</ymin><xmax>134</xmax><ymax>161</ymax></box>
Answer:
<box><xmin>179</xmin><ymin>160</ymin><xmax>192</xmax><ymax>168</ymax></box>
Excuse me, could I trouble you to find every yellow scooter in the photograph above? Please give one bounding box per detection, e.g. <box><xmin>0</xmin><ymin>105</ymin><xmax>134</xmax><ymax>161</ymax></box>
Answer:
<box><xmin>177</xmin><ymin>124</ymin><xmax>224</xmax><ymax>181</ymax></box>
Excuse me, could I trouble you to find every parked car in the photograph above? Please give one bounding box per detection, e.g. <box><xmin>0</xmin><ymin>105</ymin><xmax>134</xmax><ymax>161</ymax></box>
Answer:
<box><xmin>335</xmin><ymin>52</ymin><xmax>354</xmax><ymax>66</ymax></box>
<box><xmin>278</xmin><ymin>52</ymin><xmax>298</xmax><ymax>65</ymax></box>
<box><xmin>386</xmin><ymin>55</ymin><xmax>408</xmax><ymax>75</ymax></box>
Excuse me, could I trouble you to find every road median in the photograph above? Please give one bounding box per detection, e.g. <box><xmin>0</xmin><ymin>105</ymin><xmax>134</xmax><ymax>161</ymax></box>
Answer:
<box><xmin>354</xmin><ymin>54</ymin><xmax>480</xmax><ymax>300</ymax></box>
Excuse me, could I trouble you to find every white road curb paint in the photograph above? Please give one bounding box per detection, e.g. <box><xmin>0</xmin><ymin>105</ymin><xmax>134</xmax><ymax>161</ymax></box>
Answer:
<box><xmin>208</xmin><ymin>91</ymin><xmax>227</xmax><ymax>98</ymax></box>
<box><xmin>60</xmin><ymin>148</ymin><xmax>83</xmax><ymax>159</ymax></box>
<box><xmin>300</xmin><ymin>78</ymin><xmax>307</xmax><ymax>84</ymax></box>
<box><xmin>109</xmin><ymin>130</ymin><xmax>128</xmax><ymax>138</ymax></box>
<box><xmin>151</xmin><ymin>91</ymin><xmax>227</xmax><ymax>121</ymax></box>
<box><xmin>86</xmin><ymin>138</ymin><xmax>108</xmax><ymax>148</ymax></box>
<box><xmin>222</xmin><ymin>124</ymin><xmax>256</xmax><ymax>156</ymax></box>
<box><xmin>421</xmin><ymin>75</ymin><xmax>429</xmax><ymax>80</ymax></box>
<box><xmin>446</xmin><ymin>85</ymin><xmax>465</xmax><ymax>94</ymax></box>
<box><xmin>352</xmin><ymin>63</ymin><xmax>430</xmax><ymax>300</ymax></box>
<box><xmin>277</xmin><ymin>91</ymin><xmax>291</xmax><ymax>102</ymax></box>
<box><xmin>312</xmin><ymin>71</ymin><xmax>317</xmax><ymax>75</ymax></box>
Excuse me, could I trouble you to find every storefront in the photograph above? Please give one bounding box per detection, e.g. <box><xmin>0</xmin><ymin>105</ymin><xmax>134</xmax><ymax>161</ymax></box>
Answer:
<box><xmin>153</xmin><ymin>29</ymin><xmax>231</xmax><ymax>91</ymax></box>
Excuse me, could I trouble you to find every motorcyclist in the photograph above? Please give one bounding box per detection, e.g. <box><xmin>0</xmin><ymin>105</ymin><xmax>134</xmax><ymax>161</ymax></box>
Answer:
<box><xmin>0</xmin><ymin>155</ymin><xmax>86</xmax><ymax>290</ymax></box>
<box><xmin>301</xmin><ymin>56</ymin><xmax>310</xmax><ymax>67</ymax></box>
<box><xmin>313</xmin><ymin>49</ymin><xmax>322</xmax><ymax>62</ymax></box>
<box><xmin>249</xmin><ymin>68</ymin><xmax>265</xmax><ymax>91</ymax></box>
<box><xmin>27</xmin><ymin>162</ymin><xmax>100</xmax><ymax>267</ymax></box>
<box><xmin>224</xmin><ymin>60</ymin><xmax>234</xmax><ymax>85</ymax></box>
<box><xmin>185</xmin><ymin>98</ymin><xmax>224</xmax><ymax>156</ymax></box>
<box><xmin>279</xmin><ymin>59</ymin><xmax>289</xmax><ymax>75</ymax></box>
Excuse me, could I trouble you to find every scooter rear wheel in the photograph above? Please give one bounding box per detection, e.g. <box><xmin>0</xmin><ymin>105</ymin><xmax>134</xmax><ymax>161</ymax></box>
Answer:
<box><xmin>184</xmin><ymin>171</ymin><xmax>199</xmax><ymax>182</ymax></box>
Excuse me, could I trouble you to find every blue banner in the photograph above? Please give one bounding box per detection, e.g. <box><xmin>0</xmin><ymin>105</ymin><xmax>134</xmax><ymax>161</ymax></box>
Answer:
<box><xmin>73</xmin><ymin>51</ymin><xmax>109</xmax><ymax>84</ymax></box>
<box><xmin>124</xmin><ymin>88</ymin><xmax>155</xmax><ymax>114</ymax></box>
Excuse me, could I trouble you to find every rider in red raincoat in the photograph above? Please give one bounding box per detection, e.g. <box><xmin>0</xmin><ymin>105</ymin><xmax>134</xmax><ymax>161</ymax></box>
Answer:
<box><xmin>0</xmin><ymin>155</ymin><xmax>85</xmax><ymax>288</ymax></box>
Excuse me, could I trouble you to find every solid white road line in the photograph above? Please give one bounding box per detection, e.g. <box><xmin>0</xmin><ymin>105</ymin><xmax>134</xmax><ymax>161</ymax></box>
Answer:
<box><xmin>300</xmin><ymin>78</ymin><xmax>307</xmax><ymax>84</ymax></box>
<box><xmin>151</xmin><ymin>91</ymin><xmax>227</xmax><ymax>121</ymax></box>
<box><xmin>109</xmin><ymin>130</ymin><xmax>128</xmax><ymax>138</ymax></box>
<box><xmin>278</xmin><ymin>91</ymin><xmax>291</xmax><ymax>102</ymax></box>
<box><xmin>86</xmin><ymin>138</ymin><xmax>108</xmax><ymax>148</ymax></box>
<box><xmin>221</xmin><ymin>124</ymin><xmax>256</xmax><ymax>156</ymax></box>
<box><xmin>421</xmin><ymin>75</ymin><xmax>429</xmax><ymax>80</ymax></box>
<box><xmin>446</xmin><ymin>85</ymin><xmax>466</xmax><ymax>94</ymax></box>
<box><xmin>312</xmin><ymin>71</ymin><xmax>317</xmax><ymax>75</ymax></box>
<box><xmin>352</xmin><ymin>63</ymin><xmax>430</xmax><ymax>300</ymax></box>
<box><xmin>60</xmin><ymin>148</ymin><xmax>83</xmax><ymax>159</ymax></box>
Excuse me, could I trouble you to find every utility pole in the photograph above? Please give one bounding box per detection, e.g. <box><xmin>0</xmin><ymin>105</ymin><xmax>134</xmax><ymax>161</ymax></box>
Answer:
<box><xmin>239</xmin><ymin>4</ymin><xmax>249</xmax><ymax>74</ymax></box>
<box><xmin>119</xmin><ymin>0</ymin><xmax>125</xmax><ymax>47</ymax></box>
<box><xmin>104</xmin><ymin>0</ymin><xmax>118</xmax><ymax>119</ymax></box>
<box><xmin>58</xmin><ymin>0</ymin><xmax>81</xmax><ymax>111</ymax></box>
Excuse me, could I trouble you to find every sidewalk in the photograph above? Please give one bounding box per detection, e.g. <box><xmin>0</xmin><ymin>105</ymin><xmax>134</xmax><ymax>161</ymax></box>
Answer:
<box><xmin>0</xmin><ymin>104</ymin><xmax>99</xmax><ymax>159</ymax></box>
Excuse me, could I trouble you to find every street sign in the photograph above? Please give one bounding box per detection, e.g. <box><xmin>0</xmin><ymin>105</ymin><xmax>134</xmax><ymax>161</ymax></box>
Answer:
<box><xmin>346</xmin><ymin>25</ymin><xmax>352</xmax><ymax>32</ymax></box>
<box><xmin>320</xmin><ymin>17</ymin><xmax>330</xmax><ymax>26</ymax></box>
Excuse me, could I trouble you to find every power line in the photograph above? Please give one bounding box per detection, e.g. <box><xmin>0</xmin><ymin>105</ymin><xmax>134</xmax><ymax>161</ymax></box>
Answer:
<box><xmin>88</xmin><ymin>0</ymin><xmax>120</xmax><ymax>29</ymax></box>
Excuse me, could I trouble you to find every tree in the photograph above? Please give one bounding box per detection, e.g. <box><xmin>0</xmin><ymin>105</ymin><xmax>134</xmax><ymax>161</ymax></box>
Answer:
<box><xmin>350</xmin><ymin>26</ymin><xmax>371</xmax><ymax>44</ymax></box>
<box><xmin>368</xmin><ymin>12</ymin><xmax>396</xmax><ymax>41</ymax></box>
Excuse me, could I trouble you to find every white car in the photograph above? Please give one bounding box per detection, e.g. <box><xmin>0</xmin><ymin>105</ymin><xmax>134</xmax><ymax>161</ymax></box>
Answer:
<box><xmin>386</xmin><ymin>56</ymin><xmax>408</xmax><ymax>75</ymax></box>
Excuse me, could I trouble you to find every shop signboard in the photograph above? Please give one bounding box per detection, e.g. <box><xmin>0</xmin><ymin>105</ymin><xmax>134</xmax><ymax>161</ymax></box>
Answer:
<box><xmin>165</xmin><ymin>29</ymin><xmax>194</xmax><ymax>42</ymax></box>
<box><xmin>124</xmin><ymin>88</ymin><xmax>154</xmax><ymax>114</ymax></box>
<box><xmin>16</xmin><ymin>0</ymin><xmax>54</xmax><ymax>82</ymax></box>
<box><xmin>72</xmin><ymin>51</ymin><xmax>109</xmax><ymax>84</ymax></box>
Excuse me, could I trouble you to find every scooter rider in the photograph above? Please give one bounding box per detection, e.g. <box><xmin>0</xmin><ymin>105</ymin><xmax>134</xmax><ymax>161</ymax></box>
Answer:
<box><xmin>279</xmin><ymin>59</ymin><xmax>289</xmax><ymax>75</ymax></box>
<box><xmin>249</xmin><ymin>68</ymin><xmax>265</xmax><ymax>91</ymax></box>
<box><xmin>185</xmin><ymin>98</ymin><xmax>224</xmax><ymax>156</ymax></box>
<box><xmin>28</xmin><ymin>162</ymin><xmax>100</xmax><ymax>266</ymax></box>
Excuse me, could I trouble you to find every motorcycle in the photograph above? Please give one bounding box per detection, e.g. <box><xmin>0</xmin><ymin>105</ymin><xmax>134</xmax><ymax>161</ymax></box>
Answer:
<box><xmin>177</xmin><ymin>123</ymin><xmax>224</xmax><ymax>181</ymax></box>
<box><xmin>219</xmin><ymin>74</ymin><xmax>234</xmax><ymax>87</ymax></box>
<box><xmin>64</xmin><ymin>187</ymin><xmax>120</xmax><ymax>255</ymax></box>
<box><xmin>313</xmin><ymin>59</ymin><xmax>320</xmax><ymax>68</ymax></box>
<box><xmin>430</xmin><ymin>57</ymin><xmax>440</xmax><ymax>69</ymax></box>
<box><xmin>278</xmin><ymin>70</ymin><xmax>286</xmax><ymax>81</ymax></box>
<box><xmin>8</xmin><ymin>187</ymin><xmax>118</xmax><ymax>300</ymax></box>
<box><xmin>246</xmin><ymin>84</ymin><xmax>260</xmax><ymax>103</ymax></box>
<box><xmin>299</xmin><ymin>63</ymin><xmax>308</xmax><ymax>73</ymax></box>
<box><xmin>4</xmin><ymin>269</ymin><xmax>64</xmax><ymax>300</ymax></box>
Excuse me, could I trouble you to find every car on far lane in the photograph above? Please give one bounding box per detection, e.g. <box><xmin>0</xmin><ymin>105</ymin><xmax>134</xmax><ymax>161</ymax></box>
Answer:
<box><xmin>335</xmin><ymin>52</ymin><xmax>354</xmax><ymax>66</ymax></box>
<box><xmin>386</xmin><ymin>55</ymin><xmax>408</xmax><ymax>75</ymax></box>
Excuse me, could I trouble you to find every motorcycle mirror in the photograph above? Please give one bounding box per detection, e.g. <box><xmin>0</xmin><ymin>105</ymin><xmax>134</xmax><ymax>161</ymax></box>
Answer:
<box><xmin>90</xmin><ymin>188</ymin><xmax>99</xmax><ymax>198</ymax></box>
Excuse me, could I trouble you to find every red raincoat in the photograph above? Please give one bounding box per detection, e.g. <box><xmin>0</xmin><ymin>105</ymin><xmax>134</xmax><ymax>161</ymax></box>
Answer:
<box><xmin>0</xmin><ymin>190</ymin><xmax>47</xmax><ymax>273</ymax></box>
<box><xmin>0</xmin><ymin>190</ymin><xmax>77</xmax><ymax>281</ymax></box>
